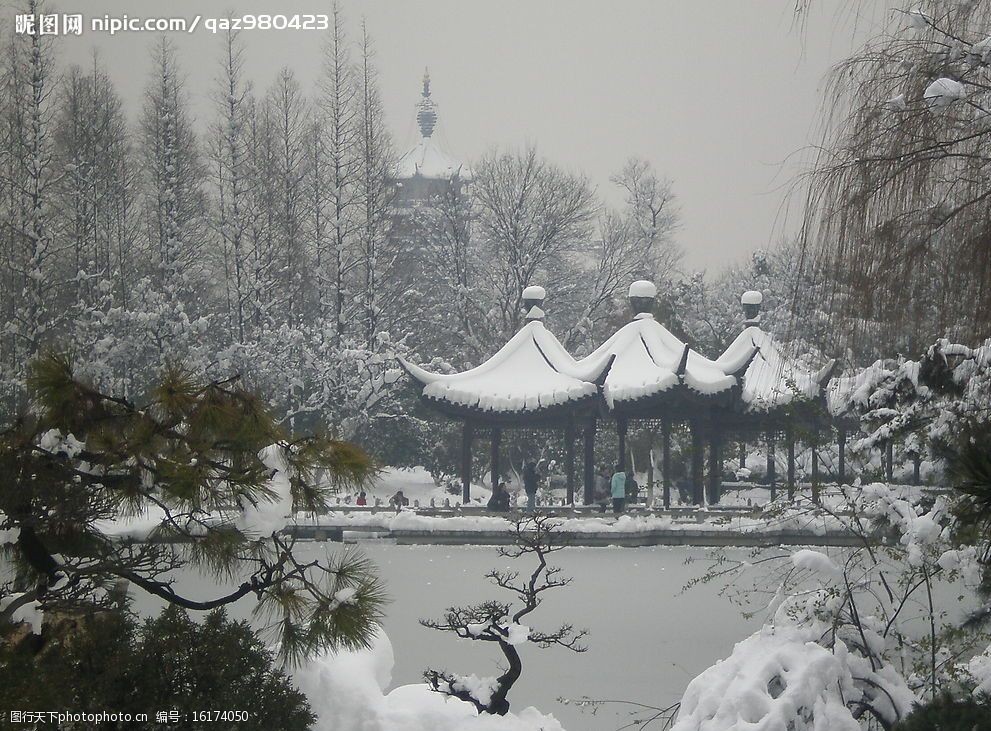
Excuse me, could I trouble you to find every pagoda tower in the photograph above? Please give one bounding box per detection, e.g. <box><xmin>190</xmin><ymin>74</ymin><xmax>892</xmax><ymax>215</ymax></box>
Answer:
<box><xmin>394</xmin><ymin>70</ymin><xmax>471</xmax><ymax>206</ymax></box>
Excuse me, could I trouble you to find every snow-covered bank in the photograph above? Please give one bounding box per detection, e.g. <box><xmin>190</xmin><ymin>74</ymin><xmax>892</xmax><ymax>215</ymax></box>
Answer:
<box><xmin>293</xmin><ymin>631</ymin><xmax>564</xmax><ymax>731</ymax></box>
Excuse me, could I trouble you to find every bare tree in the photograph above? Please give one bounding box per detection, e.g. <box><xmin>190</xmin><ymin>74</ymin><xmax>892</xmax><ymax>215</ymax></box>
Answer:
<box><xmin>0</xmin><ymin>0</ymin><xmax>61</xmax><ymax>384</ymax></box>
<box><xmin>611</xmin><ymin>157</ymin><xmax>681</xmax><ymax>279</ymax></box>
<box><xmin>140</xmin><ymin>38</ymin><xmax>207</xmax><ymax>305</ymax></box>
<box><xmin>409</xmin><ymin>180</ymin><xmax>486</xmax><ymax>361</ymax></box>
<box><xmin>315</xmin><ymin>3</ymin><xmax>362</xmax><ymax>347</ymax></box>
<box><xmin>54</xmin><ymin>57</ymin><xmax>129</xmax><ymax>302</ymax></box>
<box><xmin>267</xmin><ymin>67</ymin><xmax>310</xmax><ymax>327</ymax></box>
<box><xmin>473</xmin><ymin>146</ymin><xmax>597</xmax><ymax>343</ymax></box>
<box><xmin>355</xmin><ymin>22</ymin><xmax>396</xmax><ymax>349</ymax></box>
<box><xmin>209</xmin><ymin>28</ymin><xmax>254</xmax><ymax>344</ymax></box>
<box><xmin>420</xmin><ymin>514</ymin><xmax>587</xmax><ymax>715</ymax></box>
<box><xmin>798</xmin><ymin>2</ymin><xmax>991</xmax><ymax>357</ymax></box>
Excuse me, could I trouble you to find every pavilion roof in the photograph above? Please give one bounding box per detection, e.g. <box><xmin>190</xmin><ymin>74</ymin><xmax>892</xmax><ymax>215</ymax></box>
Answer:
<box><xmin>721</xmin><ymin>326</ymin><xmax>836</xmax><ymax>413</ymax></box>
<box><xmin>568</xmin><ymin>313</ymin><xmax>739</xmax><ymax>409</ymax></box>
<box><xmin>398</xmin><ymin>319</ymin><xmax>606</xmax><ymax>416</ymax></box>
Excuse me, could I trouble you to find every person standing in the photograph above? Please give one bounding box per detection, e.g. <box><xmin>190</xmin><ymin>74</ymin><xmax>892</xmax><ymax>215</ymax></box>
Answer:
<box><xmin>487</xmin><ymin>482</ymin><xmax>510</xmax><ymax>512</ymax></box>
<box><xmin>595</xmin><ymin>467</ymin><xmax>611</xmax><ymax>513</ymax></box>
<box><xmin>522</xmin><ymin>462</ymin><xmax>540</xmax><ymax>512</ymax></box>
<box><xmin>610</xmin><ymin>464</ymin><xmax>627</xmax><ymax>514</ymax></box>
<box><xmin>626</xmin><ymin>470</ymin><xmax>640</xmax><ymax>505</ymax></box>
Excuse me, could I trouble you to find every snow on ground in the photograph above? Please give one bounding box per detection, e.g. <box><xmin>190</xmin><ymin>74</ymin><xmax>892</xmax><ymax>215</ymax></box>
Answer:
<box><xmin>361</xmin><ymin>467</ymin><xmax>493</xmax><ymax>507</ymax></box>
<box><xmin>292</xmin><ymin>628</ymin><xmax>565</xmax><ymax>731</ymax></box>
<box><xmin>302</xmin><ymin>504</ymin><xmax>851</xmax><ymax>536</ymax></box>
<box><xmin>95</xmin><ymin>504</ymin><xmax>169</xmax><ymax>540</ymax></box>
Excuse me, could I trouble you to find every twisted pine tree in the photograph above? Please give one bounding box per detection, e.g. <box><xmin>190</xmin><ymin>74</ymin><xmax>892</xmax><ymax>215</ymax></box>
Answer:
<box><xmin>420</xmin><ymin>514</ymin><xmax>587</xmax><ymax>715</ymax></box>
<box><xmin>0</xmin><ymin>352</ymin><xmax>384</xmax><ymax>664</ymax></box>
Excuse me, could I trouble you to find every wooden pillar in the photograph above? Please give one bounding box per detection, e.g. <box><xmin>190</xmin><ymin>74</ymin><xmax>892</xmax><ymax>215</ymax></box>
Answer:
<box><xmin>810</xmin><ymin>446</ymin><xmax>820</xmax><ymax>505</ymax></box>
<box><xmin>707</xmin><ymin>435</ymin><xmax>722</xmax><ymax>504</ymax></box>
<box><xmin>913</xmin><ymin>451</ymin><xmax>922</xmax><ymax>485</ymax></box>
<box><xmin>838</xmin><ymin>428</ymin><xmax>847</xmax><ymax>485</ymax></box>
<box><xmin>690</xmin><ymin>422</ymin><xmax>704</xmax><ymax>506</ymax></box>
<box><xmin>786</xmin><ymin>424</ymin><xmax>796</xmax><ymax>501</ymax></box>
<box><xmin>461</xmin><ymin>422</ymin><xmax>474</xmax><ymax>504</ymax></box>
<box><xmin>583</xmin><ymin>416</ymin><xmax>596</xmax><ymax>505</ymax></box>
<box><xmin>885</xmin><ymin>440</ymin><xmax>894</xmax><ymax>483</ymax></box>
<box><xmin>739</xmin><ymin>441</ymin><xmax>747</xmax><ymax>470</ymax></box>
<box><xmin>490</xmin><ymin>427</ymin><xmax>501</xmax><ymax>495</ymax></box>
<box><xmin>661</xmin><ymin>418</ymin><xmax>672</xmax><ymax>509</ymax></box>
<box><xmin>766</xmin><ymin>432</ymin><xmax>777</xmax><ymax>501</ymax></box>
<box><xmin>617</xmin><ymin>418</ymin><xmax>628</xmax><ymax>471</ymax></box>
<box><xmin>564</xmin><ymin>422</ymin><xmax>576</xmax><ymax>505</ymax></box>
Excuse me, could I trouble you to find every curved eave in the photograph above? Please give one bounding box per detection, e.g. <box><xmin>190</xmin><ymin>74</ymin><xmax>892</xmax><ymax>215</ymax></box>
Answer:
<box><xmin>418</xmin><ymin>390</ymin><xmax>600</xmax><ymax>426</ymax></box>
<box><xmin>607</xmin><ymin>383</ymin><xmax>736</xmax><ymax>418</ymax></box>
<box><xmin>397</xmin><ymin>356</ymin><xmax>444</xmax><ymax>386</ymax></box>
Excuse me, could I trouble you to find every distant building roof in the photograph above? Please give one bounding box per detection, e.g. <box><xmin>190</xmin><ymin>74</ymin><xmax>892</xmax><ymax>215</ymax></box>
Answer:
<box><xmin>396</xmin><ymin>69</ymin><xmax>472</xmax><ymax>182</ymax></box>
<box><xmin>397</xmin><ymin>136</ymin><xmax>472</xmax><ymax>181</ymax></box>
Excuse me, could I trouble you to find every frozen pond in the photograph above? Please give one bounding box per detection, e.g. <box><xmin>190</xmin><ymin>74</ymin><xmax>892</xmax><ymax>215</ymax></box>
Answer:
<box><xmin>370</xmin><ymin>543</ymin><xmax>761</xmax><ymax>731</ymax></box>
<box><xmin>128</xmin><ymin>542</ymin><xmax>766</xmax><ymax>730</ymax></box>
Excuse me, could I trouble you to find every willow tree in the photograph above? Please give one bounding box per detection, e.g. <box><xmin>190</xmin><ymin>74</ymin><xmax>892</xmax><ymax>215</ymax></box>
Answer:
<box><xmin>798</xmin><ymin>1</ymin><xmax>991</xmax><ymax>358</ymax></box>
<box><xmin>0</xmin><ymin>352</ymin><xmax>384</xmax><ymax>664</ymax></box>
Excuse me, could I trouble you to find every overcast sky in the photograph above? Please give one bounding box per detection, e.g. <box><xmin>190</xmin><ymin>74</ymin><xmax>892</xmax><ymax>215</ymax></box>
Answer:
<box><xmin>42</xmin><ymin>0</ymin><xmax>887</xmax><ymax>273</ymax></box>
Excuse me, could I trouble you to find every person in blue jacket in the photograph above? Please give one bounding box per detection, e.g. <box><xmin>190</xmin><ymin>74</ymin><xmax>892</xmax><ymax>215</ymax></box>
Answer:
<box><xmin>610</xmin><ymin>464</ymin><xmax>626</xmax><ymax>514</ymax></box>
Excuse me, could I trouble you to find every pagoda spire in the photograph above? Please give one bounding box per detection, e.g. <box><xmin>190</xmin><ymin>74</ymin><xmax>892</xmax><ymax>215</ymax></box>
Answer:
<box><xmin>416</xmin><ymin>67</ymin><xmax>437</xmax><ymax>138</ymax></box>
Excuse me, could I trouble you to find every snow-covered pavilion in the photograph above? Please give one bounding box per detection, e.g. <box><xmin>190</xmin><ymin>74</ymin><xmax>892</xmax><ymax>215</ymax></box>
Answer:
<box><xmin>712</xmin><ymin>291</ymin><xmax>838</xmax><ymax>500</ymax></box>
<box><xmin>563</xmin><ymin>281</ymin><xmax>752</xmax><ymax>505</ymax></box>
<box><xmin>399</xmin><ymin>286</ymin><xmax>610</xmax><ymax>504</ymax></box>
<box><xmin>400</xmin><ymin>282</ymin><xmax>840</xmax><ymax>507</ymax></box>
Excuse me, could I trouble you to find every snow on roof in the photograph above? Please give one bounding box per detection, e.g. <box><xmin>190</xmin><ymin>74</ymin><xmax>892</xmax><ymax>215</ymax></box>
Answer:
<box><xmin>522</xmin><ymin>285</ymin><xmax>546</xmax><ymax>301</ymax></box>
<box><xmin>399</xmin><ymin>321</ymin><xmax>598</xmax><ymax>413</ymax></box>
<box><xmin>628</xmin><ymin>280</ymin><xmax>657</xmax><ymax>299</ymax></box>
<box><xmin>722</xmin><ymin>327</ymin><xmax>834</xmax><ymax>412</ymax></box>
<box><xmin>569</xmin><ymin>313</ymin><xmax>736</xmax><ymax>408</ymax></box>
<box><xmin>396</xmin><ymin>136</ymin><xmax>472</xmax><ymax>181</ymax></box>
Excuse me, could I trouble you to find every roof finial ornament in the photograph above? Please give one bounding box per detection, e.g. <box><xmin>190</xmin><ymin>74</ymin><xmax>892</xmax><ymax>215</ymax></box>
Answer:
<box><xmin>416</xmin><ymin>68</ymin><xmax>437</xmax><ymax>138</ymax></box>
<box><xmin>523</xmin><ymin>285</ymin><xmax>546</xmax><ymax>322</ymax></box>
<box><xmin>629</xmin><ymin>280</ymin><xmax>657</xmax><ymax>319</ymax></box>
<box><xmin>742</xmin><ymin>291</ymin><xmax>763</xmax><ymax>328</ymax></box>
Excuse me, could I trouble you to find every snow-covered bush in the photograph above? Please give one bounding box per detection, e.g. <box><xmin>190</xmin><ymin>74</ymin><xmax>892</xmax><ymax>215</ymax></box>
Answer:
<box><xmin>672</xmin><ymin>623</ymin><xmax>913</xmax><ymax>731</ymax></box>
<box><xmin>826</xmin><ymin>338</ymin><xmax>991</xmax><ymax>476</ymax></box>
<box><xmin>674</xmin><ymin>482</ymin><xmax>989</xmax><ymax>730</ymax></box>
